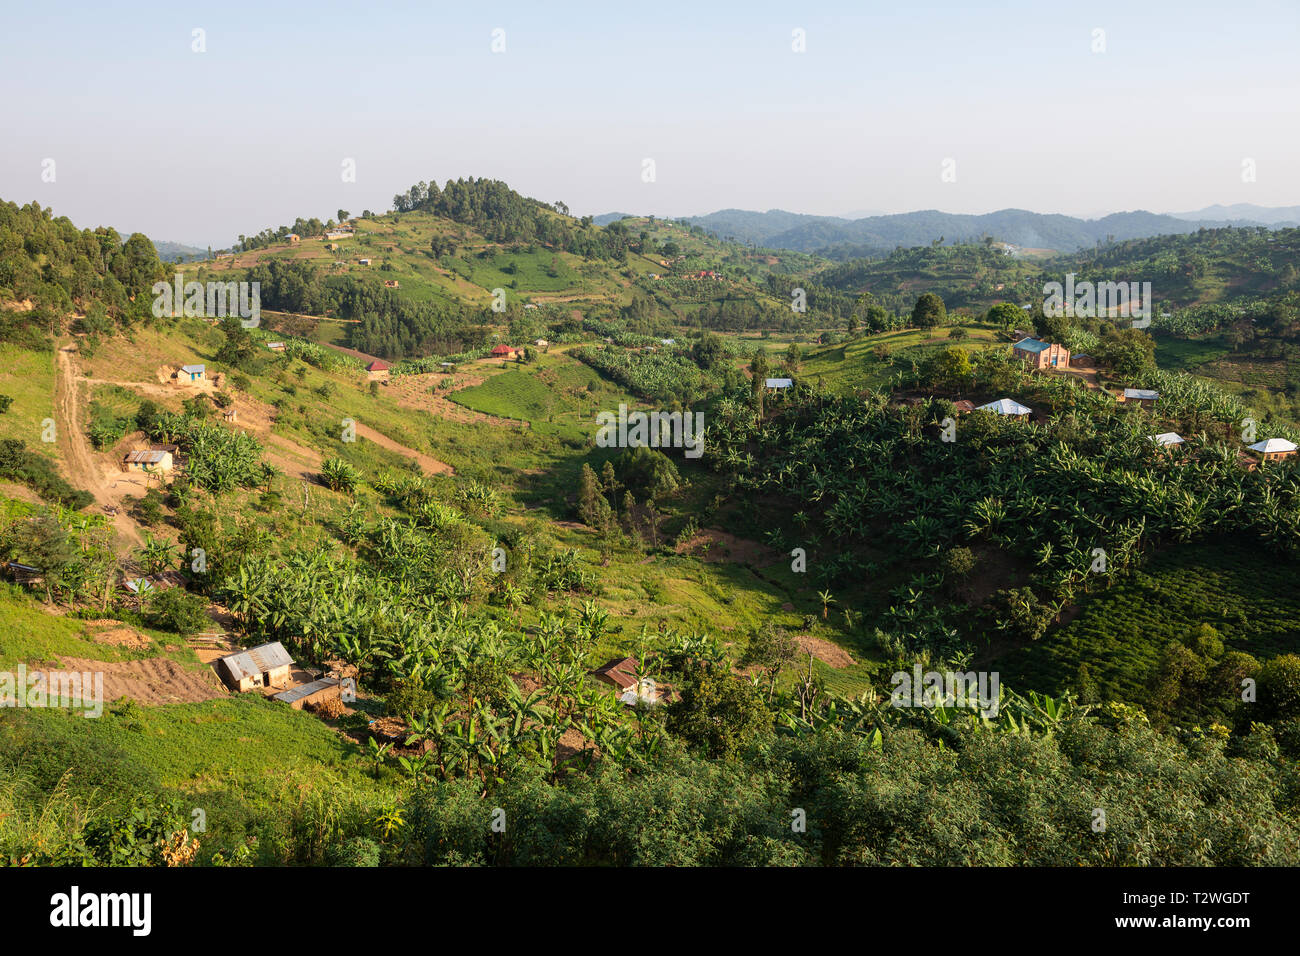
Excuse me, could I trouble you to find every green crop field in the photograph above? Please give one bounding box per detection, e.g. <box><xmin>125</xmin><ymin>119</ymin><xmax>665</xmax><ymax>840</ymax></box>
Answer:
<box><xmin>994</xmin><ymin>539</ymin><xmax>1300</xmax><ymax>702</ymax></box>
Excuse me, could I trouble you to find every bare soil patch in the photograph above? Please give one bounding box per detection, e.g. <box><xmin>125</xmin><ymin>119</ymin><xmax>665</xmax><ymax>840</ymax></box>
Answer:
<box><xmin>675</xmin><ymin>528</ymin><xmax>780</xmax><ymax>567</ymax></box>
<box><xmin>793</xmin><ymin>634</ymin><xmax>855</xmax><ymax>668</ymax></box>
<box><xmin>35</xmin><ymin>656</ymin><xmax>228</xmax><ymax>705</ymax></box>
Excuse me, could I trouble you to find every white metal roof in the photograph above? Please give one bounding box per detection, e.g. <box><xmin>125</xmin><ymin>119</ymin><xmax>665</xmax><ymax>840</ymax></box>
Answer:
<box><xmin>1248</xmin><ymin>438</ymin><xmax>1298</xmax><ymax>454</ymax></box>
<box><xmin>1148</xmin><ymin>432</ymin><xmax>1184</xmax><ymax>446</ymax></box>
<box><xmin>765</xmin><ymin>378</ymin><xmax>793</xmax><ymax>388</ymax></box>
<box><xmin>977</xmin><ymin>398</ymin><xmax>1032</xmax><ymax>416</ymax></box>
<box><xmin>180</xmin><ymin>364</ymin><xmax>205</xmax><ymax>374</ymax></box>
<box><xmin>1124</xmin><ymin>388</ymin><xmax>1159</xmax><ymax>400</ymax></box>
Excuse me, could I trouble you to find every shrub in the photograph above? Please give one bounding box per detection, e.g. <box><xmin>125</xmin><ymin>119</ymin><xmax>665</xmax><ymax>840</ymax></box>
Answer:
<box><xmin>145</xmin><ymin>587</ymin><xmax>210</xmax><ymax>635</ymax></box>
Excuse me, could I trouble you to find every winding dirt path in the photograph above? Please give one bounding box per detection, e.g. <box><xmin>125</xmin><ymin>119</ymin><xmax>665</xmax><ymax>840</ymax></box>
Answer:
<box><xmin>54</xmin><ymin>344</ymin><xmax>144</xmax><ymax>546</ymax></box>
<box><xmin>353</xmin><ymin>422</ymin><xmax>454</xmax><ymax>475</ymax></box>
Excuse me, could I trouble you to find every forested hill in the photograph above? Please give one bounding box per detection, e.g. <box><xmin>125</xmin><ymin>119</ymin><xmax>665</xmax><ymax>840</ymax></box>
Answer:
<box><xmin>811</xmin><ymin>225</ymin><xmax>1300</xmax><ymax>320</ymax></box>
<box><xmin>0</xmin><ymin>199</ymin><xmax>163</xmax><ymax>340</ymax></box>
<box><xmin>686</xmin><ymin>206</ymin><xmax>1290</xmax><ymax>256</ymax></box>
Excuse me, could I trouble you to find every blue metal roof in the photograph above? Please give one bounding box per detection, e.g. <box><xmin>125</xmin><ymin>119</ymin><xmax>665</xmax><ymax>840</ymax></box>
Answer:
<box><xmin>1013</xmin><ymin>337</ymin><xmax>1049</xmax><ymax>353</ymax></box>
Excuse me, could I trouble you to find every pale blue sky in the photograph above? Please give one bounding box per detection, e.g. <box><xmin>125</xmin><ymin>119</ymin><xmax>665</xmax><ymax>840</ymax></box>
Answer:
<box><xmin>1</xmin><ymin>0</ymin><xmax>1296</xmax><ymax>246</ymax></box>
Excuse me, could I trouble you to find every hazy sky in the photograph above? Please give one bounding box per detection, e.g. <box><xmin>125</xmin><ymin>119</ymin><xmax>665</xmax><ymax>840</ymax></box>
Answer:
<box><xmin>2</xmin><ymin>0</ymin><xmax>1297</xmax><ymax>246</ymax></box>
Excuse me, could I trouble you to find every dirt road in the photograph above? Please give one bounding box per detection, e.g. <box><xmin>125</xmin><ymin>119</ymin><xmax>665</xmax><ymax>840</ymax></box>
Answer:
<box><xmin>353</xmin><ymin>422</ymin><xmax>454</xmax><ymax>475</ymax></box>
<box><xmin>54</xmin><ymin>345</ymin><xmax>145</xmax><ymax>546</ymax></box>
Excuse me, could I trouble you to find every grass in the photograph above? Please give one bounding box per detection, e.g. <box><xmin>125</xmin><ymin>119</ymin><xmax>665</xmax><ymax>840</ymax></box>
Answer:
<box><xmin>0</xmin><ymin>342</ymin><xmax>56</xmax><ymax>458</ymax></box>
<box><xmin>800</xmin><ymin>325</ymin><xmax>1001</xmax><ymax>393</ymax></box>
<box><xmin>0</xmin><ymin>585</ymin><xmax>200</xmax><ymax>670</ymax></box>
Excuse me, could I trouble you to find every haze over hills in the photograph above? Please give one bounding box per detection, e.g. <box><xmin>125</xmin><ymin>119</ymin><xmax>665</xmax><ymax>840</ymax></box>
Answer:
<box><xmin>595</xmin><ymin>205</ymin><xmax>1300</xmax><ymax>258</ymax></box>
<box><xmin>1171</xmin><ymin>203</ymin><xmax>1300</xmax><ymax>226</ymax></box>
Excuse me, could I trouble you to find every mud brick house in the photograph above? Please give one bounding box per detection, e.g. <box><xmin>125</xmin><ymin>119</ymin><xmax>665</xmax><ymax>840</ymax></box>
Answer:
<box><xmin>1247</xmin><ymin>438</ymin><xmax>1298</xmax><ymax>463</ymax></box>
<box><xmin>215</xmin><ymin>642</ymin><xmax>294</xmax><ymax>693</ymax></box>
<box><xmin>1013</xmin><ymin>336</ymin><xmax>1070</xmax><ymax>370</ymax></box>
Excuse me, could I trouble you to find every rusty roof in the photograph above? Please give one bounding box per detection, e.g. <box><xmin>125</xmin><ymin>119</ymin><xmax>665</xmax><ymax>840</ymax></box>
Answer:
<box><xmin>218</xmin><ymin>641</ymin><xmax>294</xmax><ymax>682</ymax></box>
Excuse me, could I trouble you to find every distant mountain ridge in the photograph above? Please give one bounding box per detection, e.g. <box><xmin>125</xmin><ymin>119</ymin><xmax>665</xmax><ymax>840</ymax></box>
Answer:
<box><xmin>677</xmin><ymin>207</ymin><xmax>1298</xmax><ymax>256</ymax></box>
<box><xmin>1170</xmin><ymin>203</ymin><xmax>1300</xmax><ymax>226</ymax></box>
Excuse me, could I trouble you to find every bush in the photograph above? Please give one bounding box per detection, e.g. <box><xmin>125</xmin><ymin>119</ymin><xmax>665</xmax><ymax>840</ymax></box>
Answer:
<box><xmin>327</xmin><ymin>836</ymin><xmax>380</xmax><ymax>867</ymax></box>
<box><xmin>145</xmin><ymin>587</ymin><xmax>210</xmax><ymax>635</ymax></box>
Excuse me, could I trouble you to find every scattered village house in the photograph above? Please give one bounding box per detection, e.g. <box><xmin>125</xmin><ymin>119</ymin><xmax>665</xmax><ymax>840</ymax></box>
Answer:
<box><xmin>177</xmin><ymin>363</ymin><xmax>205</xmax><ymax>383</ymax></box>
<box><xmin>1119</xmin><ymin>387</ymin><xmax>1159</xmax><ymax>409</ymax></box>
<box><xmin>273</xmin><ymin>677</ymin><xmax>342</xmax><ymax>711</ymax></box>
<box><xmin>365</xmin><ymin>359</ymin><xmax>390</xmax><ymax>379</ymax></box>
<box><xmin>765</xmin><ymin>377</ymin><xmax>793</xmax><ymax>392</ymax></box>
<box><xmin>588</xmin><ymin>656</ymin><xmax>661</xmax><ymax>707</ymax></box>
<box><xmin>215</xmin><ymin>641</ymin><xmax>294</xmax><ymax>693</ymax></box>
<box><xmin>267</xmin><ymin>341</ymin><xmax>286</xmax><ymax>351</ymax></box>
<box><xmin>490</xmin><ymin>344</ymin><xmax>517</xmax><ymax>359</ymax></box>
<box><xmin>120</xmin><ymin>569</ymin><xmax>184</xmax><ymax>600</ymax></box>
<box><xmin>1013</xmin><ymin>336</ymin><xmax>1070</xmax><ymax>370</ymax></box>
<box><xmin>383</xmin><ymin>279</ymin><xmax>400</xmax><ymax>288</ymax></box>
<box><xmin>977</xmin><ymin>398</ymin><xmax>1033</xmax><ymax>421</ymax></box>
<box><xmin>122</xmin><ymin>449</ymin><xmax>173</xmax><ymax>473</ymax></box>
<box><xmin>1149</xmin><ymin>432</ymin><xmax>1185</xmax><ymax>448</ymax></box>
<box><xmin>1247</xmin><ymin>438</ymin><xmax>1298</xmax><ymax>463</ymax></box>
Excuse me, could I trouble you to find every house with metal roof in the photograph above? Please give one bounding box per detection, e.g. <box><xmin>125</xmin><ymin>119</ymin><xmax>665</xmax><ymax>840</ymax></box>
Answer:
<box><xmin>215</xmin><ymin>641</ymin><xmax>294</xmax><ymax>693</ymax></box>
<box><xmin>1120</xmin><ymin>388</ymin><xmax>1159</xmax><ymax>408</ymax></box>
<box><xmin>178</xmin><ymin>364</ymin><xmax>205</xmax><ymax>382</ymax></box>
<box><xmin>976</xmin><ymin>398</ymin><xmax>1033</xmax><ymax>419</ymax></box>
<box><xmin>1012</xmin><ymin>336</ymin><xmax>1070</xmax><ymax>370</ymax></box>
<box><xmin>1148</xmin><ymin>432</ymin><xmax>1185</xmax><ymax>447</ymax></box>
<box><xmin>1247</xmin><ymin>438</ymin><xmax>1298</xmax><ymax>463</ymax></box>
<box><xmin>123</xmin><ymin>449</ymin><xmax>173</xmax><ymax>472</ymax></box>
<box><xmin>765</xmin><ymin>377</ymin><xmax>793</xmax><ymax>390</ymax></box>
<box><xmin>273</xmin><ymin>677</ymin><xmax>341</xmax><ymax>710</ymax></box>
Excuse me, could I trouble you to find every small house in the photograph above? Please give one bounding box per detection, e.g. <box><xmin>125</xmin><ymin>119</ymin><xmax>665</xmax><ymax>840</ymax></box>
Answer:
<box><xmin>1148</xmin><ymin>432</ymin><xmax>1185</xmax><ymax>448</ymax></box>
<box><xmin>1071</xmin><ymin>353</ymin><xmax>1095</xmax><ymax>368</ymax></box>
<box><xmin>1120</xmin><ymin>388</ymin><xmax>1158</xmax><ymax>409</ymax></box>
<box><xmin>357</xmin><ymin>258</ymin><xmax>371</xmax><ymax>266</ymax></box>
<box><xmin>951</xmin><ymin>399</ymin><xmax>976</xmax><ymax>414</ymax></box>
<box><xmin>659</xmin><ymin>338</ymin><xmax>676</xmax><ymax>346</ymax></box>
<box><xmin>589</xmin><ymin>657</ymin><xmax>640</xmax><ymax>693</ymax></box>
<box><xmin>123</xmin><ymin>449</ymin><xmax>173</xmax><ymax>473</ymax></box>
<box><xmin>267</xmin><ymin>341</ymin><xmax>285</xmax><ymax>351</ymax></box>
<box><xmin>286</xmin><ymin>234</ymin><xmax>301</xmax><ymax>244</ymax></box>
<box><xmin>535</xmin><ymin>339</ymin><xmax>549</xmax><ymax>348</ymax></box>
<box><xmin>383</xmin><ymin>279</ymin><xmax>400</xmax><ymax>288</ymax></box>
<box><xmin>325</xmin><ymin>229</ymin><xmax>351</xmax><ymax>241</ymax></box>
<box><xmin>976</xmin><ymin>398</ymin><xmax>1032</xmax><ymax>420</ymax></box>
<box><xmin>1247</xmin><ymin>438</ymin><xmax>1298</xmax><ymax>463</ymax></box>
<box><xmin>365</xmin><ymin>360</ymin><xmax>390</xmax><ymax>379</ymax></box>
<box><xmin>765</xmin><ymin>377</ymin><xmax>794</xmax><ymax>391</ymax></box>
<box><xmin>178</xmin><ymin>364</ymin><xmax>205</xmax><ymax>383</ymax></box>
<box><xmin>589</xmin><ymin>657</ymin><xmax>662</xmax><ymax>706</ymax></box>
<box><xmin>121</xmin><ymin>569</ymin><xmax>184</xmax><ymax>598</ymax></box>
<box><xmin>490</xmin><ymin>344</ymin><xmax>516</xmax><ymax>359</ymax></box>
<box><xmin>1013</xmin><ymin>336</ymin><xmax>1070</xmax><ymax>370</ymax></box>
<box><xmin>215</xmin><ymin>641</ymin><xmax>294</xmax><ymax>693</ymax></box>
<box><xmin>2</xmin><ymin>561</ymin><xmax>42</xmax><ymax>586</ymax></box>
<box><xmin>273</xmin><ymin>677</ymin><xmax>342</xmax><ymax>711</ymax></box>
